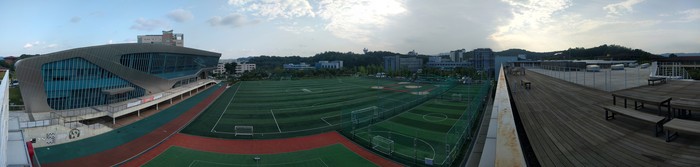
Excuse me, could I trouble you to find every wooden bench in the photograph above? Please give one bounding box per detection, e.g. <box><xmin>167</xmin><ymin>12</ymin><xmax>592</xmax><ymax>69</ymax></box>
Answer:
<box><xmin>664</xmin><ymin>118</ymin><xmax>700</xmax><ymax>142</ymax></box>
<box><xmin>672</xmin><ymin>98</ymin><xmax>700</xmax><ymax>118</ymax></box>
<box><xmin>648</xmin><ymin>77</ymin><xmax>667</xmax><ymax>86</ymax></box>
<box><xmin>603</xmin><ymin>105</ymin><xmax>667</xmax><ymax>136</ymax></box>
<box><xmin>521</xmin><ymin>79</ymin><xmax>531</xmax><ymax>89</ymax></box>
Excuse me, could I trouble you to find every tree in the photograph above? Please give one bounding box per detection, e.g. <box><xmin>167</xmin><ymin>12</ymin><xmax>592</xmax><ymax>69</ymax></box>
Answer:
<box><xmin>224</xmin><ymin>62</ymin><xmax>237</xmax><ymax>74</ymax></box>
<box><xmin>669</xmin><ymin>54</ymin><xmax>678</xmax><ymax>58</ymax></box>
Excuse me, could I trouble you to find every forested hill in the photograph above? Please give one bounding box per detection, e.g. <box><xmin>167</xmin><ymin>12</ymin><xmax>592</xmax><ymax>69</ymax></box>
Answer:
<box><xmin>245</xmin><ymin>44</ymin><xmax>662</xmax><ymax>70</ymax></box>
<box><xmin>248</xmin><ymin>51</ymin><xmax>405</xmax><ymax>70</ymax></box>
<box><xmin>494</xmin><ymin>45</ymin><xmax>661</xmax><ymax>62</ymax></box>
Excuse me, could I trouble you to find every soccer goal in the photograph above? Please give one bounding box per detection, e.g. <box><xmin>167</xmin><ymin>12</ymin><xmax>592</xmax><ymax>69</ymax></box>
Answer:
<box><xmin>451</xmin><ymin>94</ymin><xmax>463</xmax><ymax>102</ymax></box>
<box><xmin>351</xmin><ymin>106</ymin><xmax>379</xmax><ymax>125</ymax></box>
<box><xmin>372</xmin><ymin>135</ymin><xmax>394</xmax><ymax>155</ymax></box>
<box><xmin>234</xmin><ymin>126</ymin><xmax>254</xmax><ymax>136</ymax></box>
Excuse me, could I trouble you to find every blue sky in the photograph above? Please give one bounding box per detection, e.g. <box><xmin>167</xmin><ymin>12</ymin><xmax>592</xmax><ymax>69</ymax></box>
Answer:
<box><xmin>1</xmin><ymin>0</ymin><xmax>699</xmax><ymax>59</ymax></box>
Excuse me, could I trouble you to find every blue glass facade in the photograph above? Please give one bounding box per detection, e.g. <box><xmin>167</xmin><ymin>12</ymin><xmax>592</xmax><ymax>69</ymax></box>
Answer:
<box><xmin>119</xmin><ymin>53</ymin><xmax>218</xmax><ymax>79</ymax></box>
<box><xmin>42</xmin><ymin>58</ymin><xmax>145</xmax><ymax>110</ymax></box>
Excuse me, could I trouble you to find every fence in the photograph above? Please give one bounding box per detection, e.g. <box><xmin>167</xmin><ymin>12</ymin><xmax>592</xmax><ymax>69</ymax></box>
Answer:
<box><xmin>527</xmin><ymin>64</ymin><xmax>653</xmax><ymax>92</ymax></box>
<box><xmin>340</xmin><ymin>77</ymin><xmax>492</xmax><ymax>167</ymax></box>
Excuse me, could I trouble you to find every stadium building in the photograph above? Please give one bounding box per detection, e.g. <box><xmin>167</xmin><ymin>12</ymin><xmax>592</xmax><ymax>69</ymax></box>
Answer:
<box><xmin>15</xmin><ymin>43</ymin><xmax>220</xmax><ymax>123</ymax></box>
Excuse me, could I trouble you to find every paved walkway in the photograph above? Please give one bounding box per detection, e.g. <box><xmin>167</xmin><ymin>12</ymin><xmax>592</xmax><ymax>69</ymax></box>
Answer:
<box><xmin>508</xmin><ymin>70</ymin><xmax>700</xmax><ymax>166</ymax></box>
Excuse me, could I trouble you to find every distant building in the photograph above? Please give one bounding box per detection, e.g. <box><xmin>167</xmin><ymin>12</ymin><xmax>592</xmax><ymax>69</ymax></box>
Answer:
<box><xmin>315</xmin><ymin>61</ymin><xmax>343</xmax><ymax>69</ymax></box>
<box><xmin>495</xmin><ymin>56</ymin><xmax>518</xmax><ymax>75</ymax></box>
<box><xmin>426</xmin><ymin>62</ymin><xmax>470</xmax><ymax>70</ymax></box>
<box><xmin>137</xmin><ymin>30</ymin><xmax>184</xmax><ymax>47</ymax></box>
<box><xmin>3</xmin><ymin>56</ymin><xmax>17</xmax><ymax>65</ymax></box>
<box><xmin>236</xmin><ymin>63</ymin><xmax>256</xmax><ymax>73</ymax></box>
<box><xmin>471</xmin><ymin>48</ymin><xmax>495</xmax><ymax>78</ymax></box>
<box><xmin>212</xmin><ymin>62</ymin><xmax>226</xmax><ymax>74</ymax></box>
<box><xmin>407</xmin><ymin>50</ymin><xmax>418</xmax><ymax>56</ymax></box>
<box><xmin>283</xmin><ymin>63</ymin><xmax>314</xmax><ymax>70</ymax></box>
<box><xmin>450</xmin><ymin>49</ymin><xmax>466</xmax><ymax>62</ymax></box>
<box><xmin>383</xmin><ymin>56</ymin><xmax>423</xmax><ymax>72</ymax></box>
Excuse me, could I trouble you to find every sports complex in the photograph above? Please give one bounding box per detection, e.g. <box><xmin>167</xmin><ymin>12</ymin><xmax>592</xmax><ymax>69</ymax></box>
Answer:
<box><xmin>25</xmin><ymin>76</ymin><xmax>491</xmax><ymax>167</ymax></box>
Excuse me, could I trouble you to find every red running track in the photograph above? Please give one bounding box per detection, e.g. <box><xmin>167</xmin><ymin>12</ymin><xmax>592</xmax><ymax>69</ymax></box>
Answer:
<box><xmin>43</xmin><ymin>84</ymin><xmax>227</xmax><ymax>167</ymax></box>
<box><xmin>124</xmin><ymin>132</ymin><xmax>403</xmax><ymax>167</ymax></box>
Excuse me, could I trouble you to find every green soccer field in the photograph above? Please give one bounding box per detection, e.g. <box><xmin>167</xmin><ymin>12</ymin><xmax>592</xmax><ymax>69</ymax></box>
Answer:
<box><xmin>144</xmin><ymin>144</ymin><xmax>377</xmax><ymax>167</ymax></box>
<box><xmin>182</xmin><ymin>77</ymin><xmax>443</xmax><ymax>139</ymax></box>
<box><xmin>349</xmin><ymin>83</ymin><xmax>491</xmax><ymax>166</ymax></box>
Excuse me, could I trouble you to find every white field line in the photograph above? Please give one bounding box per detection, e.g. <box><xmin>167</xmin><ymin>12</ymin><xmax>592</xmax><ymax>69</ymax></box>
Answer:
<box><xmin>211</xmin><ymin>82</ymin><xmax>242</xmax><ymax>133</ymax></box>
<box><xmin>270</xmin><ymin>110</ymin><xmax>282</xmax><ymax>132</ymax></box>
<box><xmin>188</xmin><ymin>158</ymin><xmax>324</xmax><ymax>167</ymax></box>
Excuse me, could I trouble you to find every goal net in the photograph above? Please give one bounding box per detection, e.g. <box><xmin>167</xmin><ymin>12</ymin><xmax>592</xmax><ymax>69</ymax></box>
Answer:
<box><xmin>372</xmin><ymin>135</ymin><xmax>394</xmax><ymax>155</ymax></box>
<box><xmin>351</xmin><ymin>106</ymin><xmax>379</xmax><ymax>125</ymax></box>
<box><xmin>234</xmin><ymin>126</ymin><xmax>254</xmax><ymax>136</ymax></box>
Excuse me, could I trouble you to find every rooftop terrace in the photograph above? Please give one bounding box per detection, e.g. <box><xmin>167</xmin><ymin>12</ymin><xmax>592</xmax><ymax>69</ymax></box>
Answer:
<box><xmin>507</xmin><ymin>69</ymin><xmax>700</xmax><ymax>166</ymax></box>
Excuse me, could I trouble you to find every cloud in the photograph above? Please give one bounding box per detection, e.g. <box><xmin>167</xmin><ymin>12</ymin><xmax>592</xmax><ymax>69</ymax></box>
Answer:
<box><xmin>491</xmin><ymin>0</ymin><xmax>572</xmax><ymax>49</ymax></box>
<box><xmin>130</xmin><ymin>18</ymin><xmax>169</xmax><ymax>31</ymax></box>
<box><xmin>675</xmin><ymin>9</ymin><xmax>700</xmax><ymax>22</ymax></box>
<box><xmin>167</xmin><ymin>9</ymin><xmax>194</xmax><ymax>22</ymax></box>
<box><xmin>603</xmin><ymin>0</ymin><xmax>644</xmax><ymax>16</ymax></box>
<box><xmin>279</xmin><ymin>25</ymin><xmax>315</xmax><ymax>34</ymax></box>
<box><xmin>23</xmin><ymin>41</ymin><xmax>58</xmax><ymax>49</ymax></box>
<box><xmin>70</xmin><ymin>16</ymin><xmax>81</xmax><ymax>23</ymax></box>
<box><xmin>208</xmin><ymin>13</ymin><xmax>259</xmax><ymax>28</ymax></box>
<box><xmin>317</xmin><ymin>0</ymin><xmax>407</xmax><ymax>43</ymax></box>
<box><xmin>229</xmin><ymin>0</ymin><xmax>315</xmax><ymax>19</ymax></box>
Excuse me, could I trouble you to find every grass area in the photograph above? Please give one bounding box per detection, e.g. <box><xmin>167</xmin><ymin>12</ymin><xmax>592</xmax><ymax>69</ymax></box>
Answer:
<box><xmin>144</xmin><ymin>144</ymin><xmax>377</xmax><ymax>167</ymax></box>
<box><xmin>350</xmin><ymin>83</ymin><xmax>491</xmax><ymax>166</ymax></box>
<box><xmin>182</xmin><ymin>77</ymin><xmax>447</xmax><ymax>139</ymax></box>
<box><xmin>36</xmin><ymin>84</ymin><xmax>222</xmax><ymax>164</ymax></box>
<box><xmin>9</xmin><ymin>87</ymin><xmax>23</xmax><ymax>105</ymax></box>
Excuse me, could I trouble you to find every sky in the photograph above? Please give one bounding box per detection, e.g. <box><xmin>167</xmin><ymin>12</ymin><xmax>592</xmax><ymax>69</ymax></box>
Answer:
<box><xmin>0</xmin><ymin>0</ymin><xmax>699</xmax><ymax>59</ymax></box>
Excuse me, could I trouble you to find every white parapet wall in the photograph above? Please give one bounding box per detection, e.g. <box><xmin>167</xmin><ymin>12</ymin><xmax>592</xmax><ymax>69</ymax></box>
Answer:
<box><xmin>479</xmin><ymin>65</ymin><xmax>526</xmax><ymax>167</ymax></box>
<box><xmin>2</xmin><ymin>71</ymin><xmax>32</xmax><ymax>166</ymax></box>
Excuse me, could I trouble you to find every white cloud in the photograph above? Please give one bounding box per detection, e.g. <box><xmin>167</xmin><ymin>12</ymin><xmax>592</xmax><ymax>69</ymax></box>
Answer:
<box><xmin>208</xmin><ymin>13</ymin><xmax>259</xmax><ymax>28</ymax></box>
<box><xmin>231</xmin><ymin>0</ymin><xmax>315</xmax><ymax>20</ymax></box>
<box><xmin>317</xmin><ymin>0</ymin><xmax>407</xmax><ymax>43</ymax></box>
<box><xmin>167</xmin><ymin>9</ymin><xmax>194</xmax><ymax>22</ymax></box>
<box><xmin>22</xmin><ymin>41</ymin><xmax>58</xmax><ymax>49</ymax></box>
<box><xmin>675</xmin><ymin>9</ymin><xmax>700</xmax><ymax>22</ymax></box>
<box><xmin>491</xmin><ymin>0</ymin><xmax>572</xmax><ymax>50</ymax></box>
<box><xmin>279</xmin><ymin>25</ymin><xmax>315</xmax><ymax>34</ymax></box>
<box><xmin>603</xmin><ymin>0</ymin><xmax>644</xmax><ymax>16</ymax></box>
<box><xmin>130</xmin><ymin>18</ymin><xmax>169</xmax><ymax>31</ymax></box>
<box><xmin>70</xmin><ymin>16</ymin><xmax>81</xmax><ymax>23</ymax></box>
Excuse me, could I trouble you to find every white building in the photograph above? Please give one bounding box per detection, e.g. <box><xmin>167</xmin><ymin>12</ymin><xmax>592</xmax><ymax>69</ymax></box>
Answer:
<box><xmin>236</xmin><ymin>63</ymin><xmax>256</xmax><ymax>73</ymax></box>
<box><xmin>450</xmin><ymin>49</ymin><xmax>466</xmax><ymax>62</ymax></box>
<box><xmin>212</xmin><ymin>63</ymin><xmax>226</xmax><ymax>74</ymax></box>
<box><xmin>137</xmin><ymin>30</ymin><xmax>184</xmax><ymax>47</ymax></box>
<box><xmin>315</xmin><ymin>61</ymin><xmax>343</xmax><ymax>69</ymax></box>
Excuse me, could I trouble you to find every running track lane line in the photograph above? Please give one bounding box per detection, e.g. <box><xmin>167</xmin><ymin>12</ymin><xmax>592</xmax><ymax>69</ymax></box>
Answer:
<box><xmin>123</xmin><ymin>132</ymin><xmax>403</xmax><ymax>167</ymax></box>
<box><xmin>40</xmin><ymin>84</ymin><xmax>227</xmax><ymax>167</ymax></box>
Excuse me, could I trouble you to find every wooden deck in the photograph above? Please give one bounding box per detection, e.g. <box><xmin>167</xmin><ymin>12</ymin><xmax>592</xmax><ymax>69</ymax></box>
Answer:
<box><xmin>507</xmin><ymin>70</ymin><xmax>700</xmax><ymax>166</ymax></box>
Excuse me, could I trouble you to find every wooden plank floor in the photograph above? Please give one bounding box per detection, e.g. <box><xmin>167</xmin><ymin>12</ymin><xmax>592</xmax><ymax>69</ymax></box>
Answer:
<box><xmin>507</xmin><ymin>70</ymin><xmax>700</xmax><ymax>166</ymax></box>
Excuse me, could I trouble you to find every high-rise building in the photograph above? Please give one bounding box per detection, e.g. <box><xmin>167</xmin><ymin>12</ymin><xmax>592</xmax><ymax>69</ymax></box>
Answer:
<box><xmin>236</xmin><ymin>63</ymin><xmax>256</xmax><ymax>73</ymax></box>
<box><xmin>450</xmin><ymin>49</ymin><xmax>466</xmax><ymax>62</ymax></box>
<box><xmin>137</xmin><ymin>30</ymin><xmax>184</xmax><ymax>47</ymax></box>
<box><xmin>383</xmin><ymin>56</ymin><xmax>423</xmax><ymax>72</ymax></box>
<box><xmin>471</xmin><ymin>48</ymin><xmax>495</xmax><ymax>78</ymax></box>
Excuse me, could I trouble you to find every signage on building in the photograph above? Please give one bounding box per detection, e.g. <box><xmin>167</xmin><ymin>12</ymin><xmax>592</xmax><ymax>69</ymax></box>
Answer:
<box><xmin>154</xmin><ymin>93</ymin><xmax>163</xmax><ymax>100</ymax></box>
<box><xmin>142</xmin><ymin>96</ymin><xmax>154</xmax><ymax>103</ymax></box>
<box><xmin>127</xmin><ymin>101</ymin><xmax>141</xmax><ymax>108</ymax></box>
